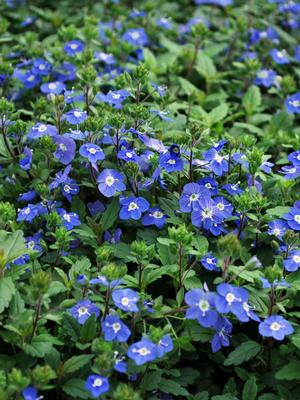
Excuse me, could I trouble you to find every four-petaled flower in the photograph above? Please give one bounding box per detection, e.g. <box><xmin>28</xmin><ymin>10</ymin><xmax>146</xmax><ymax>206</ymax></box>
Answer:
<box><xmin>112</xmin><ymin>288</ymin><xmax>139</xmax><ymax>312</ymax></box>
<box><xmin>101</xmin><ymin>315</ymin><xmax>131</xmax><ymax>342</ymax></box>
<box><xmin>79</xmin><ymin>143</ymin><xmax>105</xmax><ymax>163</ymax></box>
<box><xmin>85</xmin><ymin>374</ymin><xmax>109</xmax><ymax>398</ymax></box>
<box><xmin>259</xmin><ymin>315</ymin><xmax>294</xmax><ymax>340</ymax></box>
<box><xmin>119</xmin><ymin>196</ymin><xmax>149</xmax><ymax>220</ymax></box>
<box><xmin>97</xmin><ymin>169</ymin><xmax>126</xmax><ymax>197</ymax></box>
<box><xmin>69</xmin><ymin>299</ymin><xmax>100</xmax><ymax>325</ymax></box>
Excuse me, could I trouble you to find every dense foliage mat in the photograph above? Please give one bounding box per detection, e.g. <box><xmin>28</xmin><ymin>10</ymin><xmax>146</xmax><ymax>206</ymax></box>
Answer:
<box><xmin>0</xmin><ymin>0</ymin><xmax>300</xmax><ymax>399</ymax></box>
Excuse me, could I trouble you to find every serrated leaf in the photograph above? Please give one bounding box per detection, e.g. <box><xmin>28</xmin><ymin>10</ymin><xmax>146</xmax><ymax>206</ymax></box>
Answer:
<box><xmin>62</xmin><ymin>379</ymin><xmax>90</xmax><ymax>399</ymax></box>
<box><xmin>100</xmin><ymin>197</ymin><xmax>119</xmax><ymax>230</ymax></box>
<box><xmin>224</xmin><ymin>341</ymin><xmax>261</xmax><ymax>366</ymax></box>
<box><xmin>242</xmin><ymin>377</ymin><xmax>257</xmax><ymax>400</ymax></box>
<box><xmin>242</xmin><ymin>86</ymin><xmax>261</xmax><ymax>115</ymax></box>
<box><xmin>0</xmin><ymin>277</ymin><xmax>15</xmax><ymax>314</ymax></box>
<box><xmin>0</xmin><ymin>230</ymin><xmax>28</xmax><ymax>269</ymax></box>
<box><xmin>275</xmin><ymin>360</ymin><xmax>300</xmax><ymax>380</ymax></box>
<box><xmin>63</xmin><ymin>354</ymin><xmax>93</xmax><ymax>374</ymax></box>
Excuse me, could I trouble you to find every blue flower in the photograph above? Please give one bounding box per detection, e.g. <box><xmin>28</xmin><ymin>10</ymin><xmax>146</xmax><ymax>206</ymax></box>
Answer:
<box><xmin>284</xmin><ymin>251</ymin><xmax>300</xmax><ymax>272</ymax></box>
<box><xmin>58</xmin><ymin>209</ymin><xmax>81</xmax><ymax>230</ymax></box>
<box><xmin>150</xmin><ymin>109</ymin><xmax>173</xmax><ymax>121</ymax></box>
<box><xmin>119</xmin><ymin>196</ymin><xmax>149</xmax><ymax>220</ymax></box>
<box><xmin>19</xmin><ymin>146</ymin><xmax>32</xmax><ymax>170</ymax></box>
<box><xmin>211</xmin><ymin>316</ymin><xmax>233</xmax><ymax>352</ymax></box>
<box><xmin>179</xmin><ymin>183</ymin><xmax>211</xmax><ymax>212</ymax></box>
<box><xmin>254</xmin><ymin>69</ymin><xmax>278</xmax><ymax>88</ymax></box>
<box><xmin>234</xmin><ymin>302</ymin><xmax>260</xmax><ymax>323</ymax></box>
<box><xmin>195</xmin><ymin>0</ymin><xmax>232</xmax><ymax>6</ymax></box>
<box><xmin>85</xmin><ymin>375</ymin><xmax>109</xmax><ymax>398</ymax></box>
<box><xmin>114</xmin><ymin>356</ymin><xmax>127</xmax><ymax>373</ymax></box>
<box><xmin>285</xmin><ymin>93</ymin><xmax>300</xmax><ymax>114</ymax></box>
<box><xmin>295</xmin><ymin>45</ymin><xmax>300</xmax><ymax>62</ymax></box>
<box><xmin>14</xmin><ymin>69</ymin><xmax>41</xmax><ymax>89</ymax></box>
<box><xmin>259</xmin><ymin>315</ymin><xmax>293</xmax><ymax>340</ymax></box>
<box><xmin>198</xmin><ymin>177</ymin><xmax>218</xmax><ymax>195</ymax></box>
<box><xmin>127</xmin><ymin>338</ymin><xmax>157</xmax><ymax>365</ymax></box>
<box><xmin>87</xmin><ymin>199</ymin><xmax>105</xmax><ymax>216</ymax></box>
<box><xmin>64</xmin><ymin>129</ymin><xmax>87</xmax><ymax>141</ymax></box>
<box><xmin>18</xmin><ymin>190</ymin><xmax>36</xmax><ymax>202</ymax></box>
<box><xmin>112</xmin><ymin>288</ymin><xmax>139</xmax><ymax>312</ymax></box>
<box><xmin>64</xmin><ymin>40</ymin><xmax>85</xmax><ymax>56</ymax></box>
<box><xmin>90</xmin><ymin>275</ymin><xmax>122</xmax><ymax>288</ymax></box>
<box><xmin>122</xmin><ymin>28</ymin><xmax>148</xmax><ymax>46</ymax></box>
<box><xmin>151</xmin><ymin>82</ymin><xmax>167</xmax><ymax>97</ymax></box>
<box><xmin>53</xmin><ymin>136</ymin><xmax>76</xmax><ymax>165</ymax></box>
<box><xmin>156</xmin><ymin>335</ymin><xmax>174</xmax><ymax>357</ymax></box>
<box><xmin>62</xmin><ymin>109</ymin><xmax>88</xmax><ymax>125</ymax></box>
<box><xmin>185</xmin><ymin>288</ymin><xmax>218</xmax><ymax>328</ymax></box>
<box><xmin>158</xmin><ymin>146</ymin><xmax>184</xmax><ymax>173</ymax></box>
<box><xmin>17</xmin><ymin>204</ymin><xmax>40</xmax><ymax>222</ymax></box>
<box><xmin>103</xmin><ymin>228</ymin><xmax>122</xmax><ymax>244</ymax></box>
<box><xmin>40</xmin><ymin>81</ymin><xmax>66</xmax><ymax>94</ymax></box>
<box><xmin>223</xmin><ymin>182</ymin><xmax>243</xmax><ymax>195</ymax></box>
<box><xmin>22</xmin><ymin>386</ymin><xmax>40</xmax><ymax>400</ymax></box>
<box><xmin>142</xmin><ymin>207</ymin><xmax>167</xmax><ymax>229</ymax></box>
<box><xmin>288</xmin><ymin>150</ymin><xmax>300</xmax><ymax>166</ymax></box>
<box><xmin>191</xmin><ymin>198</ymin><xmax>225</xmax><ymax>232</ymax></box>
<box><xmin>250</xmin><ymin>27</ymin><xmax>278</xmax><ymax>45</ymax></box>
<box><xmin>32</xmin><ymin>58</ymin><xmax>51</xmax><ymax>76</ymax></box>
<box><xmin>54</xmin><ymin>62</ymin><xmax>76</xmax><ymax>82</ymax></box>
<box><xmin>201</xmin><ymin>253</ymin><xmax>220</xmax><ymax>271</ymax></box>
<box><xmin>156</xmin><ymin>17</ymin><xmax>173</xmax><ymax>30</ymax></box>
<box><xmin>98</xmin><ymin>90</ymin><xmax>130</xmax><ymax>109</ymax></box>
<box><xmin>49</xmin><ymin>165</ymin><xmax>72</xmax><ymax>190</ymax></box>
<box><xmin>97</xmin><ymin>169</ymin><xmax>126</xmax><ymax>197</ymax></box>
<box><xmin>282</xmin><ymin>165</ymin><xmax>300</xmax><ymax>179</ymax></box>
<box><xmin>270</xmin><ymin>48</ymin><xmax>290</xmax><ymax>64</ymax></box>
<box><xmin>283</xmin><ymin>204</ymin><xmax>300</xmax><ymax>230</ymax></box>
<box><xmin>94</xmin><ymin>51</ymin><xmax>116</xmax><ymax>65</ymax></box>
<box><xmin>215</xmin><ymin>283</ymin><xmax>248</xmax><ymax>316</ymax></box>
<box><xmin>26</xmin><ymin>232</ymin><xmax>42</xmax><ymax>253</ymax></box>
<box><xmin>61</xmin><ymin>179</ymin><xmax>79</xmax><ymax>202</ymax></box>
<box><xmin>27</xmin><ymin>123</ymin><xmax>57</xmax><ymax>139</ymax></box>
<box><xmin>101</xmin><ymin>315</ymin><xmax>131</xmax><ymax>342</ymax></box>
<box><xmin>117</xmin><ymin>148</ymin><xmax>139</xmax><ymax>163</ymax></box>
<box><xmin>267</xmin><ymin>219</ymin><xmax>289</xmax><ymax>239</ymax></box>
<box><xmin>79</xmin><ymin>143</ymin><xmax>105</xmax><ymax>163</ymax></box>
<box><xmin>214</xmin><ymin>196</ymin><xmax>233</xmax><ymax>218</ymax></box>
<box><xmin>69</xmin><ymin>299</ymin><xmax>100</xmax><ymax>325</ymax></box>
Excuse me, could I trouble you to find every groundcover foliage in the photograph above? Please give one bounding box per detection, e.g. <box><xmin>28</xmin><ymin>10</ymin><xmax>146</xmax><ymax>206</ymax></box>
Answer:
<box><xmin>0</xmin><ymin>0</ymin><xmax>300</xmax><ymax>398</ymax></box>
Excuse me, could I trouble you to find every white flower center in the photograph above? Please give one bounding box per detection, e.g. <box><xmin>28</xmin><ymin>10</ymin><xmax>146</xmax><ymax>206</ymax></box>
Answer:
<box><xmin>48</xmin><ymin>83</ymin><xmax>57</xmax><ymax>90</ymax></box>
<box><xmin>88</xmin><ymin>147</ymin><xmax>97</xmax><ymax>154</ymax></box>
<box><xmin>121</xmin><ymin>297</ymin><xmax>129</xmax><ymax>306</ymax></box>
<box><xmin>217</xmin><ymin>203</ymin><xmax>225</xmax><ymax>211</ymax></box>
<box><xmin>206</xmin><ymin>258</ymin><xmax>213</xmax><ymax>264</ymax></box>
<box><xmin>153</xmin><ymin>211</ymin><xmax>163</xmax><ymax>219</ymax></box>
<box><xmin>92</xmin><ymin>378</ymin><xmax>103</xmax><ymax>387</ymax></box>
<box><xmin>270</xmin><ymin>321</ymin><xmax>281</xmax><ymax>331</ymax></box>
<box><xmin>130</xmin><ymin>31</ymin><xmax>140</xmax><ymax>40</ymax></box>
<box><xmin>78</xmin><ymin>306</ymin><xmax>88</xmax><ymax>316</ymax></box>
<box><xmin>59</xmin><ymin>143</ymin><xmax>67</xmax><ymax>151</ymax></box>
<box><xmin>74</xmin><ymin>111</ymin><xmax>82</xmax><ymax>118</ymax></box>
<box><xmin>225</xmin><ymin>292</ymin><xmax>235</xmax><ymax>304</ymax></box>
<box><xmin>38</xmin><ymin>124</ymin><xmax>47</xmax><ymax>132</ymax></box>
<box><xmin>112</xmin><ymin>322</ymin><xmax>121</xmax><ymax>333</ymax></box>
<box><xmin>290</xmin><ymin>100</ymin><xmax>300</xmax><ymax>107</ymax></box>
<box><xmin>64</xmin><ymin>214</ymin><xmax>71</xmax><ymax>222</ymax></box>
<box><xmin>105</xmin><ymin>176</ymin><xmax>115</xmax><ymax>186</ymax></box>
<box><xmin>27</xmin><ymin>75</ymin><xmax>35</xmax><ymax>82</ymax></box>
<box><xmin>190</xmin><ymin>193</ymin><xmax>199</xmax><ymax>201</ymax></box>
<box><xmin>199</xmin><ymin>300</ymin><xmax>210</xmax><ymax>312</ymax></box>
<box><xmin>24</xmin><ymin>207</ymin><xmax>31</xmax><ymax>215</ymax></box>
<box><xmin>293</xmin><ymin>255</ymin><xmax>300</xmax><ymax>263</ymax></box>
<box><xmin>273</xmin><ymin>228</ymin><xmax>281</xmax><ymax>236</ymax></box>
<box><xmin>64</xmin><ymin>185</ymin><xmax>71</xmax><ymax>193</ymax></box>
<box><xmin>205</xmin><ymin>183</ymin><xmax>212</xmax><ymax>189</ymax></box>
<box><xmin>294</xmin><ymin>215</ymin><xmax>300</xmax><ymax>224</ymax></box>
<box><xmin>70</xmin><ymin>43</ymin><xmax>78</xmax><ymax>50</ymax></box>
<box><xmin>202</xmin><ymin>208</ymin><xmax>213</xmax><ymax>218</ymax></box>
<box><xmin>128</xmin><ymin>202</ymin><xmax>138</xmax><ymax>211</ymax></box>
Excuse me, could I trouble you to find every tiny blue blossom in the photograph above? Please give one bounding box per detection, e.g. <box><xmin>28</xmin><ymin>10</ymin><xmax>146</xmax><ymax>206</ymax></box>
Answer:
<box><xmin>85</xmin><ymin>375</ymin><xmax>109</xmax><ymax>398</ymax></box>
<box><xmin>112</xmin><ymin>288</ymin><xmax>139</xmax><ymax>312</ymax></box>
<box><xmin>69</xmin><ymin>299</ymin><xmax>100</xmax><ymax>325</ymax></box>
<box><xmin>259</xmin><ymin>315</ymin><xmax>293</xmax><ymax>340</ymax></box>
<box><xmin>101</xmin><ymin>315</ymin><xmax>131</xmax><ymax>342</ymax></box>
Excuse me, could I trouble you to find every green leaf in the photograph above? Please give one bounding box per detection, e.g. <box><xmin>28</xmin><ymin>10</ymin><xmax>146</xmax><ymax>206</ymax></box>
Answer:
<box><xmin>242</xmin><ymin>377</ymin><xmax>257</xmax><ymax>400</ymax></box>
<box><xmin>80</xmin><ymin>314</ymin><xmax>97</xmax><ymax>342</ymax></box>
<box><xmin>140</xmin><ymin>370</ymin><xmax>163</xmax><ymax>391</ymax></box>
<box><xmin>195</xmin><ymin>52</ymin><xmax>217</xmax><ymax>80</ymax></box>
<box><xmin>63</xmin><ymin>354</ymin><xmax>94</xmax><ymax>374</ymax></box>
<box><xmin>0</xmin><ymin>230</ymin><xmax>28</xmax><ymax>269</ymax></box>
<box><xmin>62</xmin><ymin>379</ymin><xmax>90</xmax><ymax>399</ymax></box>
<box><xmin>208</xmin><ymin>103</ymin><xmax>228</xmax><ymax>126</ymax></box>
<box><xmin>224</xmin><ymin>341</ymin><xmax>261</xmax><ymax>366</ymax></box>
<box><xmin>178</xmin><ymin>77</ymin><xmax>199</xmax><ymax>96</ymax></box>
<box><xmin>101</xmin><ymin>197</ymin><xmax>119</xmax><ymax>230</ymax></box>
<box><xmin>211</xmin><ymin>395</ymin><xmax>239</xmax><ymax>400</ymax></box>
<box><xmin>0</xmin><ymin>277</ymin><xmax>15</xmax><ymax>314</ymax></box>
<box><xmin>266</xmin><ymin>206</ymin><xmax>290</xmax><ymax>217</ymax></box>
<box><xmin>242</xmin><ymin>86</ymin><xmax>261</xmax><ymax>115</ymax></box>
<box><xmin>275</xmin><ymin>360</ymin><xmax>300</xmax><ymax>380</ymax></box>
<box><xmin>159</xmin><ymin>378</ymin><xmax>189</xmax><ymax>396</ymax></box>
